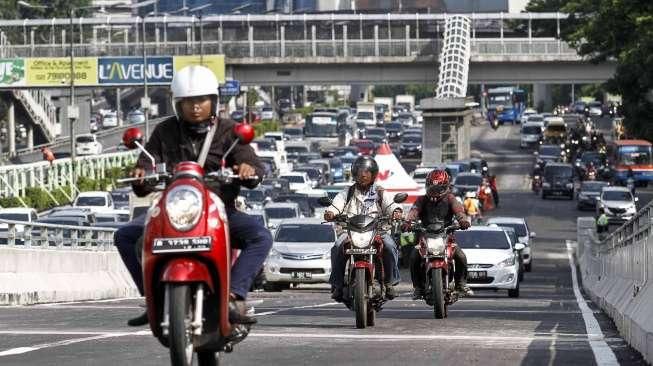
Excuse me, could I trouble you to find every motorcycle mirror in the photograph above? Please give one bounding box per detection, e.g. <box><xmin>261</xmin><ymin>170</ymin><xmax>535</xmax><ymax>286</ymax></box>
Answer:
<box><xmin>122</xmin><ymin>127</ymin><xmax>144</xmax><ymax>149</ymax></box>
<box><xmin>514</xmin><ymin>243</ymin><xmax>526</xmax><ymax>251</ymax></box>
<box><xmin>393</xmin><ymin>193</ymin><xmax>408</xmax><ymax>204</ymax></box>
<box><xmin>533</xmin><ymin>151</ymin><xmax>539</xmax><ymax>156</ymax></box>
<box><xmin>635</xmin><ymin>197</ymin><xmax>639</xmax><ymax>202</ymax></box>
<box><xmin>317</xmin><ymin>196</ymin><xmax>333</xmax><ymax>207</ymax></box>
<box><xmin>530</xmin><ymin>232</ymin><xmax>536</xmax><ymax>238</ymax></box>
<box><xmin>233</xmin><ymin>123</ymin><xmax>255</xmax><ymax>144</ymax></box>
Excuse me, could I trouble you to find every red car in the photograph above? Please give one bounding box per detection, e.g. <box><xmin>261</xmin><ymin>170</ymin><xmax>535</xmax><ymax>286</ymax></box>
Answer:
<box><xmin>352</xmin><ymin>139</ymin><xmax>375</xmax><ymax>156</ymax></box>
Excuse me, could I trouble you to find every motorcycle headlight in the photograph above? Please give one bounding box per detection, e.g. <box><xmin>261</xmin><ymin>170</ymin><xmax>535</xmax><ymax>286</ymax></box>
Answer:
<box><xmin>165</xmin><ymin>185</ymin><xmax>203</xmax><ymax>231</ymax></box>
<box><xmin>350</xmin><ymin>230</ymin><xmax>374</xmax><ymax>248</ymax></box>
<box><xmin>498</xmin><ymin>256</ymin><xmax>515</xmax><ymax>268</ymax></box>
<box><xmin>565</xmin><ymin>183</ymin><xmax>573</xmax><ymax>188</ymax></box>
<box><xmin>426</xmin><ymin>237</ymin><xmax>446</xmax><ymax>255</ymax></box>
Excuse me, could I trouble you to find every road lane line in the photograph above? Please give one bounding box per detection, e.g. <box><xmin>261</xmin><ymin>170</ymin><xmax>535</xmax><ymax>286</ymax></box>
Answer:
<box><xmin>566</xmin><ymin>240</ymin><xmax>618</xmax><ymax>365</ymax></box>
<box><xmin>254</xmin><ymin>301</ymin><xmax>338</xmax><ymax>316</ymax></box>
<box><xmin>0</xmin><ymin>330</ymin><xmax>150</xmax><ymax>357</ymax></box>
<box><xmin>34</xmin><ymin>297</ymin><xmax>143</xmax><ymax>307</ymax></box>
<box><xmin>247</xmin><ymin>332</ymin><xmax>593</xmax><ymax>342</ymax></box>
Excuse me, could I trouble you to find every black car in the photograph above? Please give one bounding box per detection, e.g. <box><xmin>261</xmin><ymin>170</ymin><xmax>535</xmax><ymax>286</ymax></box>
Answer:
<box><xmin>576</xmin><ymin>181</ymin><xmax>610</xmax><ymax>210</ymax></box>
<box><xmin>536</xmin><ymin>144</ymin><xmax>564</xmax><ymax>164</ymax></box>
<box><xmin>468</xmin><ymin>158</ymin><xmax>489</xmax><ymax>176</ymax></box>
<box><xmin>384</xmin><ymin>122</ymin><xmax>404</xmax><ymax>142</ymax></box>
<box><xmin>400</xmin><ymin>134</ymin><xmax>422</xmax><ymax>158</ymax></box>
<box><xmin>542</xmin><ymin>163</ymin><xmax>575</xmax><ymax>200</ymax></box>
<box><xmin>452</xmin><ymin>173</ymin><xmax>483</xmax><ymax>197</ymax></box>
<box><xmin>296</xmin><ymin>152</ymin><xmax>322</xmax><ymax>164</ymax></box>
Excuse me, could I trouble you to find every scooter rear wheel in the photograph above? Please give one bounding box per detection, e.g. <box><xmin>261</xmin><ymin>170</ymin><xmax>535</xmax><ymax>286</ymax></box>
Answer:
<box><xmin>431</xmin><ymin>269</ymin><xmax>446</xmax><ymax>319</ymax></box>
<box><xmin>169</xmin><ymin>284</ymin><xmax>195</xmax><ymax>366</ymax></box>
<box><xmin>353</xmin><ymin>268</ymin><xmax>368</xmax><ymax>329</ymax></box>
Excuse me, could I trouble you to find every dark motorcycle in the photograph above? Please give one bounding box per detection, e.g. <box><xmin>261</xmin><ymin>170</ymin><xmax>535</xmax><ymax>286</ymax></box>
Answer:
<box><xmin>318</xmin><ymin>193</ymin><xmax>407</xmax><ymax>329</ymax></box>
<box><xmin>532</xmin><ymin>174</ymin><xmax>542</xmax><ymax>194</ymax></box>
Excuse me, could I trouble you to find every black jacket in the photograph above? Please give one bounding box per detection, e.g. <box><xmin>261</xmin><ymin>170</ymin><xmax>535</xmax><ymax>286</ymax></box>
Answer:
<box><xmin>132</xmin><ymin>116</ymin><xmax>264</xmax><ymax>207</ymax></box>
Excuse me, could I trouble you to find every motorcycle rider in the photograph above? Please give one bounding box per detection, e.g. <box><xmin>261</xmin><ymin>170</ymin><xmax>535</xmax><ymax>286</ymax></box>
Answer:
<box><xmin>114</xmin><ymin>65</ymin><xmax>272</xmax><ymax>326</ymax></box>
<box><xmin>405</xmin><ymin>169</ymin><xmax>473</xmax><ymax>300</ymax></box>
<box><xmin>324</xmin><ymin>156</ymin><xmax>402</xmax><ymax>302</ymax></box>
<box><xmin>463</xmin><ymin>191</ymin><xmax>482</xmax><ymax>224</ymax></box>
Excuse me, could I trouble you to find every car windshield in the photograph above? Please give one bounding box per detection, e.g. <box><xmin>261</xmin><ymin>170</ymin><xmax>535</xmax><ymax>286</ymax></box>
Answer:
<box><xmin>0</xmin><ymin>213</ymin><xmax>29</xmax><ymax>221</ymax></box>
<box><xmin>386</xmin><ymin>123</ymin><xmax>402</xmax><ymax>131</ymax></box>
<box><xmin>581</xmin><ymin>182</ymin><xmax>608</xmax><ymax>193</ymax></box>
<box><xmin>281</xmin><ymin>175</ymin><xmax>305</xmax><ymax>183</ymax></box>
<box><xmin>76</xmin><ymin>136</ymin><xmax>95</xmax><ymax>143</ymax></box>
<box><xmin>254</xmin><ymin>140</ymin><xmax>275</xmax><ymax>151</ymax></box>
<box><xmin>547</xmin><ymin>125</ymin><xmax>566</xmax><ymax>133</ymax></box>
<box><xmin>76</xmin><ymin>197</ymin><xmax>106</xmax><ymax>206</ymax></box>
<box><xmin>355</xmin><ymin>141</ymin><xmax>374</xmax><ymax>148</ymax></box>
<box><xmin>284</xmin><ymin>128</ymin><xmax>302</xmax><ymax>136</ymax></box>
<box><xmin>413</xmin><ymin>171</ymin><xmax>428</xmax><ymax>180</ymax></box>
<box><xmin>96</xmin><ymin>216</ymin><xmax>116</xmax><ymax>223</ymax></box>
<box><xmin>581</xmin><ymin>153</ymin><xmax>602</xmax><ymax>164</ymax></box>
<box><xmin>111</xmin><ymin>192</ymin><xmax>129</xmax><ymax>203</ymax></box>
<box><xmin>455</xmin><ymin>231</ymin><xmax>510</xmax><ymax>250</ymax></box>
<box><xmin>528</xmin><ymin>116</ymin><xmax>544</xmax><ymax>122</ymax></box>
<box><xmin>603</xmin><ymin>191</ymin><xmax>633</xmax><ymax>201</ymax></box>
<box><xmin>296</xmin><ymin>169</ymin><xmax>320</xmax><ymax>180</ymax></box>
<box><xmin>265</xmin><ymin>207</ymin><xmax>298</xmax><ymax>219</ymax></box>
<box><xmin>357</xmin><ymin>112</ymin><xmax>373</xmax><ymax>119</ymax></box>
<box><xmin>522</xmin><ymin>126</ymin><xmax>541</xmax><ymax>134</ymax></box>
<box><xmin>544</xmin><ymin>166</ymin><xmax>573</xmax><ymax>179</ymax></box>
<box><xmin>402</xmin><ymin>136</ymin><xmax>421</xmax><ymax>144</ymax></box>
<box><xmin>492</xmin><ymin>222</ymin><xmax>527</xmax><ymax>237</ymax></box>
<box><xmin>455</xmin><ymin>176</ymin><xmax>482</xmax><ymax>186</ymax></box>
<box><xmin>539</xmin><ymin>146</ymin><xmax>561</xmax><ymax>156</ymax></box>
<box><xmin>366</xmin><ymin>129</ymin><xmax>385</xmax><ymax>136</ymax></box>
<box><xmin>275</xmin><ymin>224</ymin><xmax>335</xmax><ymax>243</ymax></box>
<box><xmin>240</xmin><ymin>189</ymin><xmax>265</xmax><ymax>202</ymax></box>
<box><xmin>286</xmin><ymin>146</ymin><xmax>308</xmax><ymax>155</ymax></box>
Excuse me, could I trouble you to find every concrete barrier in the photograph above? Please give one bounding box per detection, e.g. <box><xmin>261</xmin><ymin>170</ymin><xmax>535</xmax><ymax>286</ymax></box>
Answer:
<box><xmin>0</xmin><ymin>247</ymin><xmax>138</xmax><ymax>305</ymax></box>
<box><xmin>577</xmin><ymin>215</ymin><xmax>653</xmax><ymax>363</ymax></box>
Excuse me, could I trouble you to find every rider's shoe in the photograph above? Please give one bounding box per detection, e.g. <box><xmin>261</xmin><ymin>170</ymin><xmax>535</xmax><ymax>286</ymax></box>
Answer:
<box><xmin>384</xmin><ymin>284</ymin><xmax>397</xmax><ymax>300</ymax></box>
<box><xmin>331</xmin><ymin>287</ymin><xmax>344</xmax><ymax>302</ymax></box>
<box><xmin>455</xmin><ymin>282</ymin><xmax>474</xmax><ymax>296</ymax></box>
<box><xmin>412</xmin><ymin>287</ymin><xmax>425</xmax><ymax>300</ymax></box>
<box><xmin>229</xmin><ymin>296</ymin><xmax>257</xmax><ymax>324</ymax></box>
<box><xmin>127</xmin><ymin>311</ymin><xmax>149</xmax><ymax>326</ymax></box>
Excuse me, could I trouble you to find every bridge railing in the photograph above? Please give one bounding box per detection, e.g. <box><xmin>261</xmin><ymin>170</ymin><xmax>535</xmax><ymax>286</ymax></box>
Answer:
<box><xmin>0</xmin><ymin>219</ymin><xmax>117</xmax><ymax>250</ymax></box>
<box><xmin>0</xmin><ymin>151</ymin><xmax>137</xmax><ymax>198</ymax></box>
<box><xmin>0</xmin><ymin>37</ymin><xmax>577</xmax><ymax>59</ymax></box>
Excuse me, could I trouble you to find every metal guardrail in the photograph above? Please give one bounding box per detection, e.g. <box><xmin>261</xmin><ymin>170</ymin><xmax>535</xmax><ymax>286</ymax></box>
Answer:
<box><xmin>0</xmin><ymin>150</ymin><xmax>137</xmax><ymax>198</ymax></box>
<box><xmin>0</xmin><ymin>219</ymin><xmax>117</xmax><ymax>250</ymax></box>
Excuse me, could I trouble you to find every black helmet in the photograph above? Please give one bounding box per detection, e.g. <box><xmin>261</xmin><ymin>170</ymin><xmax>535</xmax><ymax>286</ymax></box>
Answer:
<box><xmin>351</xmin><ymin>156</ymin><xmax>379</xmax><ymax>181</ymax></box>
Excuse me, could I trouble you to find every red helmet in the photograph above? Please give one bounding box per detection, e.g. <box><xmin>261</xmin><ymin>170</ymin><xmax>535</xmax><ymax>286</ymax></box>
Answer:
<box><xmin>425</xmin><ymin>169</ymin><xmax>450</xmax><ymax>200</ymax></box>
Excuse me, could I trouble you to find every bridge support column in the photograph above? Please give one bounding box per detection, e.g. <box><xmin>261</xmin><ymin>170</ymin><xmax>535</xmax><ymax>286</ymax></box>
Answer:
<box><xmin>533</xmin><ymin>83</ymin><xmax>552</xmax><ymax>112</ymax></box>
<box><xmin>26</xmin><ymin>124</ymin><xmax>33</xmax><ymax>150</ymax></box>
<box><xmin>420</xmin><ymin>97</ymin><xmax>472</xmax><ymax>165</ymax></box>
<box><xmin>343</xmin><ymin>25</ymin><xmax>348</xmax><ymax>57</ymax></box>
<box><xmin>280</xmin><ymin>25</ymin><xmax>285</xmax><ymax>58</ymax></box>
<box><xmin>311</xmin><ymin>25</ymin><xmax>316</xmax><ymax>57</ymax></box>
<box><xmin>7</xmin><ymin>99</ymin><xmax>16</xmax><ymax>157</ymax></box>
<box><xmin>116</xmin><ymin>88</ymin><xmax>122</xmax><ymax>127</ymax></box>
<box><xmin>374</xmin><ymin>25</ymin><xmax>379</xmax><ymax>57</ymax></box>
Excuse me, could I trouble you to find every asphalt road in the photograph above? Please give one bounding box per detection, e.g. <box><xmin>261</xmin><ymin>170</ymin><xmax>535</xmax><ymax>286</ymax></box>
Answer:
<box><xmin>0</xmin><ymin>122</ymin><xmax>647</xmax><ymax>365</ymax></box>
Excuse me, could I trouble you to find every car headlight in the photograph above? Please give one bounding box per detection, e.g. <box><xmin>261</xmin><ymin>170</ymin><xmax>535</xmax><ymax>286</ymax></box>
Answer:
<box><xmin>627</xmin><ymin>205</ymin><xmax>636</xmax><ymax>213</ymax></box>
<box><xmin>165</xmin><ymin>185</ymin><xmax>203</xmax><ymax>231</ymax></box>
<box><xmin>417</xmin><ymin>145</ymin><xmax>422</xmax><ymax>150</ymax></box>
<box><xmin>565</xmin><ymin>183</ymin><xmax>573</xmax><ymax>189</ymax></box>
<box><xmin>542</xmin><ymin>182</ymin><xmax>551</xmax><ymax>188</ymax></box>
<box><xmin>426</xmin><ymin>237</ymin><xmax>446</xmax><ymax>255</ymax></box>
<box><xmin>322</xmin><ymin>251</ymin><xmax>331</xmax><ymax>260</ymax></box>
<box><xmin>268</xmin><ymin>248</ymin><xmax>282</xmax><ymax>261</ymax></box>
<box><xmin>578</xmin><ymin>193</ymin><xmax>587</xmax><ymax>200</ymax></box>
<box><xmin>350</xmin><ymin>230</ymin><xmax>374</xmax><ymax>248</ymax></box>
<box><xmin>498</xmin><ymin>256</ymin><xmax>515</xmax><ymax>267</ymax></box>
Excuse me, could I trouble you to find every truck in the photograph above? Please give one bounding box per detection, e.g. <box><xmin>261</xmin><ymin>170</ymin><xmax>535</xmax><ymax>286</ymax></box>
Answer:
<box><xmin>373</xmin><ymin>97</ymin><xmax>393</xmax><ymax>123</ymax></box>
<box><xmin>395</xmin><ymin>95</ymin><xmax>415</xmax><ymax>112</ymax></box>
<box><xmin>355</xmin><ymin>102</ymin><xmax>377</xmax><ymax>127</ymax></box>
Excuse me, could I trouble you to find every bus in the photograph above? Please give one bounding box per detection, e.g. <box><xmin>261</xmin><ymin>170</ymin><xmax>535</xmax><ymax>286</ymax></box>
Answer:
<box><xmin>304</xmin><ymin>111</ymin><xmax>351</xmax><ymax>150</ymax></box>
<box><xmin>486</xmin><ymin>87</ymin><xmax>527</xmax><ymax>125</ymax></box>
<box><xmin>610</xmin><ymin>139</ymin><xmax>653</xmax><ymax>185</ymax></box>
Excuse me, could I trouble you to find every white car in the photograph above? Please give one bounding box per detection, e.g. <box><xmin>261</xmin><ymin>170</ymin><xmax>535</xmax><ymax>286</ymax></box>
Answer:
<box><xmin>264</xmin><ymin>202</ymin><xmax>301</xmax><ymax>230</ymax></box>
<box><xmin>519</xmin><ymin>108</ymin><xmax>537</xmax><ymax>123</ymax></box>
<box><xmin>411</xmin><ymin>167</ymin><xmax>435</xmax><ymax>185</ymax></box>
<box><xmin>588</xmin><ymin>102</ymin><xmax>603</xmax><ymax>117</ymax></box>
<box><xmin>520</xmin><ymin>122</ymin><xmax>543</xmax><ymax>149</ymax></box>
<box><xmin>455</xmin><ymin>226</ymin><xmax>524</xmax><ymax>297</ymax></box>
<box><xmin>597</xmin><ymin>186</ymin><xmax>638</xmax><ymax>224</ymax></box>
<box><xmin>102</xmin><ymin>112</ymin><xmax>119</xmax><ymax>128</ymax></box>
<box><xmin>0</xmin><ymin>208</ymin><xmax>39</xmax><ymax>244</ymax></box>
<box><xmin>486</xmin><ymin>217</ymin><xmax>536</xmax><ymax>272</ymax></box>
<box><xmin>73</xmin><ymin>191</ymin><xmax>115</xmax><ymax>214</ymax></box>
<box><xmin>264</xmin><ymin>132</ymin><xmax>284</xmax><ymax>141</ymax></box>
<box><xmin>261</xmin><ymin>107</ymin><xmax>276</xmax><ymax>120</ymax></box>
<box><xmin>279</xmin><ymin>172</ymin><xmax>312</xmax><ymax>192</ymax></box>
<box><xmin>75</xmin><ymin>134</ymin><xmax>103</xmax><ymax>156</ymax></box>
<box><xmin>263</xmin><ymin>219</ymin><xmax>336</xmax><ymax>291</ymax></box>
<box><xmin>127</xmin><ymin>110</ymin><xmax>145</xmax><ymax>124</ymax></box>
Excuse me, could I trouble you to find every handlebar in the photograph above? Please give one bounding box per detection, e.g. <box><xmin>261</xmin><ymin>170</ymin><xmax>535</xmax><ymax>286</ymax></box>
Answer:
<box><xmin>117</xmin><ymin>172</ymin><xmax>259</xmax><ymax>185</ymax></box>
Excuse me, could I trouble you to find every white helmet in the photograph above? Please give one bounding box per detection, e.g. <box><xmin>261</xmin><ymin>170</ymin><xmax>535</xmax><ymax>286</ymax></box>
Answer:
<box><xmin>170</xmin><ymin>65</ymin><xmax>219</xmax><ymax>119</ymax></box>
<box><xmin>465</xmin><ymin>191</ymin><xmax>476</xmax><ymax>198</ymax></box>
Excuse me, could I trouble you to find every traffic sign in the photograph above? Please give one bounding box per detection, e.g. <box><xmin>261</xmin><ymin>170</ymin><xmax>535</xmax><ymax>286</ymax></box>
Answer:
<box><xmin>219</xmin><ymin>80</ymin><xmax>241</xmax><ymax>97</ymax></box>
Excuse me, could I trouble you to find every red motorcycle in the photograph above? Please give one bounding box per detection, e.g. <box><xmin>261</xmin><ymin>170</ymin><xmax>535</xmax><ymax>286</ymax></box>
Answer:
<box><xmin>318</xmin><ymin>193</ymin><xmax>407</xmax><ymax>329</ymax></box>
<box><xmin>406</xmin><ymin>220</ymin><xmax>460</xmax><ymax>319</ymax></box>
<box><xmin>532</xmin><ymin>175</ymin><xmax>542</xmax><ymax>194</ymax></box>
<box><xmin>119</xmin><ymin>123</ymin><xmax>256</xmax><ymax>366</ymax></box>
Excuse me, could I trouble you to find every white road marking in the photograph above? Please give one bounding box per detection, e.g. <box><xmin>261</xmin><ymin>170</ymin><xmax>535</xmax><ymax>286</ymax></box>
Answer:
<box><xmin>34</xmin><ymin>297</ymin><xmax>143</xmax><ymax>307</ymax></box>
<box><xmin>254</xmin><ymin>302</ymin><xmax>338</xmax><ymax>316</ymax></box>
<box><xmin>253</xmin><ymin>307</ymin><xmax>591</xmax><ymax>315</ymax></box>
<box><xmin>248</xmin><ymin>332</ymin><xmax>592</xmax><ymax>343</ymax></box>
<box><xmin>0</xmin><ymin>330</ymin><xmax>151</xmax><ymax>357</ymax></box>
<box><xmin>566</xmin><ymin>240</ymin><xmax>619</xmax><ymax>365</ymax></box>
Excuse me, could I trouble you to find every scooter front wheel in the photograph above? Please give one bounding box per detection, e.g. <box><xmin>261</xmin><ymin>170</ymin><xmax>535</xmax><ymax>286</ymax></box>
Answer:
<box><xmin>168</xmin><ymin>284</ymin><xmax>195</xmax><ymax>366</ymax></box>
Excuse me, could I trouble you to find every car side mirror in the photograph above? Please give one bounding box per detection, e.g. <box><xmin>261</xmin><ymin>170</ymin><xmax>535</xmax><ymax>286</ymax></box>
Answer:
<box><xmin>122</xmin><ymin>127</ymin><xmax>144</xmax><ymax>149</ymax></box>
<box><xmin>530</xmin><ymin>232</ymin><xmax>536</xmax><ymax>238</ymax></box>
<box><xmin>317</xmin><ymin>197</ymin><xmax>333</xmax><ymax>207</ymax></box>
<box><xmin>514</xmin><ymin>243</ymin><xmax>526</xmax><ymax>251</ymax></box>
<box><xmin>393</xmin><ymin>193</ymin><xmax>408</xmax><ymax>203</ymax></box>
<box><xmin>233</xmin><ymin>123</ymin><xmax>255</xmax><ymax>144</ymax></box>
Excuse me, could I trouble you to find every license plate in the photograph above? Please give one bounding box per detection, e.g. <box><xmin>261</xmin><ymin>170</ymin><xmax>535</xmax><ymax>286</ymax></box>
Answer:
<box><xmin>152</xmin><ymin>237</ymin><xmax>212</xmax><ymax>253</ymax></box>
<box><xmin>346</xmin><ymin>248</ymin><xmax>377</xmax><ymax>255</ymax></box>
<box><xmin>467</xmin><ymin>271</ymin><xmax>487</xmax><ymax>280</ymax></box>
<box><xmin>291</xmin><ymin>272</ymin><xmax>312</xmax><ymax>279</ymax></box>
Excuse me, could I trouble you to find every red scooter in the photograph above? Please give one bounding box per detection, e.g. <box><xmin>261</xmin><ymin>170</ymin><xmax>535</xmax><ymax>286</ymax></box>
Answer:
<box><xmin>405</xmin><ymin>220</ymin><xmax>460</xmax><ymax>319</ymax></box>
<box><xmin>119</xmin><ymin>123</ymin><xmax>256</xmax><ymax>366</ymax></box>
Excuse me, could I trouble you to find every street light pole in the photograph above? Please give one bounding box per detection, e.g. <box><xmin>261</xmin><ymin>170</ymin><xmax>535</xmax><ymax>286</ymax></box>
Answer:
<box><xmin>68</xmin><ymin>8</ymin><xmax>79</xmax><ymax>191</ymax></box>
<box><xmin>142</xmin><ymin>16</ymin><xmax>150</xmax><ymax>142</ymax></box>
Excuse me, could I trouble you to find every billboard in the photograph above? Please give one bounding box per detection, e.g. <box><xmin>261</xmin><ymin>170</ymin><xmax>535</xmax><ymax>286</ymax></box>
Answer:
<box><xmin>25</xmin><ymin>57</ymin><xmax>98</xmax><ymax>86</ymax></box>
<box><xmin>0</xmin><ymin>54</ymin><xmax>225</xmax><ymax>88</ymax></box>
<box><xmin>0</xmin><ymin>59</ymin><xmax>25</xmax><ymax>87</ymax></box>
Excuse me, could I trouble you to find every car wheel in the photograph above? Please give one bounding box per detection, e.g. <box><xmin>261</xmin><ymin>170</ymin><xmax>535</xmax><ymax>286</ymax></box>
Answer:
<box><xmin>263</xmin><ymin>282</ymin><xmax>283</xmax><ymax>292</ymax></box>
<box><xmin>508</xmin><ymin>281</ymin><xmax>520</xmax><ymax>298</ymax></box>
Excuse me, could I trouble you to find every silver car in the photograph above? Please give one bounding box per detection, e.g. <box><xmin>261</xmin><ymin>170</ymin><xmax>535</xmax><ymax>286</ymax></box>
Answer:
<box><xmin>263</xmin><ymin>219</ymin><xmax>336</xmax><ymax>291</ymax></box>
<box><xmin>264</xmin><ymin>202</ymin><xmax>301</xmax><ymax>229</ymax></box>
<box><xmin>487</xmin><ymin>217</ymin><xmax>536</xmax><ymax>272</ymax></box>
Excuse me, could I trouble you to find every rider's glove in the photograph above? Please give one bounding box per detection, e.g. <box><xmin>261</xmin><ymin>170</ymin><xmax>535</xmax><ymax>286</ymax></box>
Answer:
<box><xmin>459</xmin><ymin>220</ymin><xmax>471</xmax><ymax>230</ymax></box>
